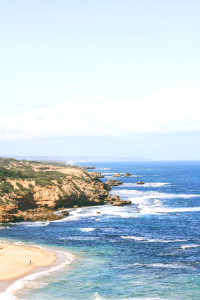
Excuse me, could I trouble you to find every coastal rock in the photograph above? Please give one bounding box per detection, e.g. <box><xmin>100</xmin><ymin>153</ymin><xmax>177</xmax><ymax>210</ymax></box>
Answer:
<box><xmin>112</xmin><ymin>199</ymin><xmax>132</xmax><ymax>206</ymax></box>
<box><xmin>89</xmin><ymin>172</ymin><xmax>104</xmax><ymax>179</ymax></box>
<box><xmin>112</xmin><ymin>201</ymin><xmax>123</xmax><ymax>206</ymax></box>
<box><xmin>123</xmin><ymin>200</ymin><xmax>132</xmax><ymax>205</ymax></box>
<box><xmin>0</xmin><ymin>209</ymin><xmax>63</xmax><ymax>222</ymax></box>
<box><xmin>23</xmin><ymin>213</ymin><xmax>63</xmax><ymax>222</ymax></box>
<box><xmin>0</xmin><ymin>158</ymin><xmax>112</xmax><ymax>223</ymax></box>
<box><xmin>113</xmin><ymin>173</ymin><xmax>121</xmax><ymax>177</ymax></box>
<box><xmin>110</xmin><ymin>196</ymin><xmax>132</xmax><ymax>206</ymax></box>
<box><xmin>103</xmin><ymin>195</ymin><xmax>113</xmax><ymax>203</ymax></box>
<box><xmin>137</xmin><ymin>181</ymin><xmax>144</xmax><ymax>184</ymax></box>
<box><xmin>62</xmin><ymin>210</ymin><xmax>69</xmax><ymax>216</ymax></box>
<box><xmin>80</xmin><ymin>166</ymin><xmax>95</xmax><ymax>170</ymax></box>
<box><xmin>106</xmin><ymin>179</ymin><xmax>123</xmax><ymax>186</ymax></box>
<box><xmin>124</xmin><ymin>173</ymin><xmax>131</xmax><ymax>177</ymax></box>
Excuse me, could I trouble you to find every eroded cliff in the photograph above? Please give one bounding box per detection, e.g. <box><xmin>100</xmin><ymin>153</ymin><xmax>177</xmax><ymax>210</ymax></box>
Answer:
<box><xmin>0</xmin><ymin>158</ymin><xmax>111</xmax><ymax>222</ymax></box>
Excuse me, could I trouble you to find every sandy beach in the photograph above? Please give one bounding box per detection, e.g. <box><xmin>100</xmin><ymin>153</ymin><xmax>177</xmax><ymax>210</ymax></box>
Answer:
<box><xmin>0</xmin><ymin>242</ymin><xmax>57</xmax><ymax>280</ymax></box>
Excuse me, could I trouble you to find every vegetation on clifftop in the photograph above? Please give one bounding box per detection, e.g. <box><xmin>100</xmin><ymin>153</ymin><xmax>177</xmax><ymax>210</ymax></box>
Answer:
<box><xmin>0</xmin><ymin>158</ymin><xmax>73</xmax><ymax>202</ymax></box>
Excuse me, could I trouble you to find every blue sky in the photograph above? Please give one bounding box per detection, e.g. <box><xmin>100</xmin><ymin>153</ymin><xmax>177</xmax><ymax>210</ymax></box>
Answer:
<box><xmin>0</xmin><ymin>0</ymin><xmax>199</xmax><ymax>159</ymax></box>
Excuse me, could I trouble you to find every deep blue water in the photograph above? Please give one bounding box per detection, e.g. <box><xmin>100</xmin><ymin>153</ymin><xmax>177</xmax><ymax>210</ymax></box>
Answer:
<box><xmin>0</xmin><ymin>161</ymin><xmax>200</xmax><ymax>300</ymax></box>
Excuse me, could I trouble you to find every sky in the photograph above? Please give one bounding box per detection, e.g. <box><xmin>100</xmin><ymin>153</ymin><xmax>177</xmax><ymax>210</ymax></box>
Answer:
<box><xmin>0</xmin><ymin>0</ymin><xmax>200</xmax><ymax>160</ymax></box>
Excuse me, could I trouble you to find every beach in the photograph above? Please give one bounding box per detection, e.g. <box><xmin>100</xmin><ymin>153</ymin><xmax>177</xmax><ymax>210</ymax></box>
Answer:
<box><xmin>0</xmin><ymin>242</ymin><xmax>57</xmax><ymax>281</ymax></box>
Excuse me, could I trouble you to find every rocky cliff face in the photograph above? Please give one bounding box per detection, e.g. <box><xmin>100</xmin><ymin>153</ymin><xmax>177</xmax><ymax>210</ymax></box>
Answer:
<box><xmin>16</xmin><ymin>175</ymin><xmax>110</xmax><ymax>210</ymax></box>
<box><xmin>0</xmin><ymin>159</ymin><xmax>111</xmax><ymax>222</ymax></box>
<box><xmin>0</xmin><ymin>158</ymin><xmax>132</xmax><ymax>223</ymax></box>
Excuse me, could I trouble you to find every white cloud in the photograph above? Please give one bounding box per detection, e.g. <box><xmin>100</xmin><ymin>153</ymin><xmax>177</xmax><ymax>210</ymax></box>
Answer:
<box><xmin>72</xmin><ymin>94</ymin><xmax>102</xmax><ymax>100</ymax></box>
<box><xmin>0</xmin><ymin>86</ymin><xmax>200</xmax><ymax>140</ymax></box>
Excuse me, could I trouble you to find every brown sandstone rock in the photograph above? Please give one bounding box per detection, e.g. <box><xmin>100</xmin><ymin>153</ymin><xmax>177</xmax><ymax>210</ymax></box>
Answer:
<box><xmin>106</xmin><ymin>179</ymin><xmax>123</xmax><ymax>186</ymax></box>
<box><xmin>113</xmin><ymin>173</ymin><xmax>121</xmax><ymax>177</ymax></box>
<box><xmin>112</xmin><ymin>201</ymin><xmax>123</xmax><ymax>206</ymax></box>
<box><xmin>89</xmin><ymin>172</ymin><xmax>104</xmax><ymax>179</ymax></box>
<box><xmin>124</xmin><ymin>173</ymin><xmax>131</xmax><ymax>177</ymax></box>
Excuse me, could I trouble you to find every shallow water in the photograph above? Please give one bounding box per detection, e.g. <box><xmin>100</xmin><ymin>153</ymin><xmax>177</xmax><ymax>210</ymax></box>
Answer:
<box><xmin>0</xmin><ymin>161</ymin><xmax>200</xmax><ymax>299</ymax></box>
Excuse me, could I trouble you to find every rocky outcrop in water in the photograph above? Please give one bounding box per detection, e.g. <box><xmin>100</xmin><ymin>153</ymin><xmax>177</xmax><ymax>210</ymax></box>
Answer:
<box><xmin>110</xmin><ymin>196</ymin><xmax>132</xmax><ymax>206</ymax></box>
<box><xmin>106</xmin><ymin>179</ymin><xmax>123</xmax><ymax>186</ymax></box>
<box><xmin>113</xmin><ymin>173</ymin><xmax>121</xmax><ymax>177</ymax></box>
<box><xmin>89</xmin><ymin>172</ymin><xmax>105</xmax><ymax>179</ymax></box>
<box><xmin>124</xmin><ymin>173</ymin><xmax>131</xmax><ymax>177</ymax></box>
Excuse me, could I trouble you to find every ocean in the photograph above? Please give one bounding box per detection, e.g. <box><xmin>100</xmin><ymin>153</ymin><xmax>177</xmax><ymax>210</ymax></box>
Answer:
<box><xmin>0</xmin><ymin>161</ymin><xmax>200</xmax><ymax>300</ymax></box>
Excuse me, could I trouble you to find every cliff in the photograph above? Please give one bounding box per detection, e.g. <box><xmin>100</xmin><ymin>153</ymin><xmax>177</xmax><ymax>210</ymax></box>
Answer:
<box><xmin>0</xmin><ymin>158</ymin><xmax>111</xmax><ymax>223</ymax></box>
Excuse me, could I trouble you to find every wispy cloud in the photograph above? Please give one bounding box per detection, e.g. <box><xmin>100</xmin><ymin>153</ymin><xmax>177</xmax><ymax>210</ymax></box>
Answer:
<box><xmin>30</xmin><ymin>104</ymin><xmax>51</xmax><ymax>109</ymax></box>
<box><xmin>72</xmin><ymin>94</ymin><xmax>102</xmax><ymax>100</ymax></box>
<box><xmin>0</xmin><ymin>86</ymin><xmax>200</xmax><ymax>140</ymax></box>
<box><xmin>16</xmin><ymin>103</ymin><xmax>26</xmax><ymax>107</ymax></box>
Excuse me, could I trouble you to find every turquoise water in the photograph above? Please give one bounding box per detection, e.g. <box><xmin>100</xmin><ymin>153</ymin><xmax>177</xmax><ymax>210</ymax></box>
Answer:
<box><xmin>0</xmin><ymin>161</ymin><xmax>200</xmax><ymax>299</ymax></box>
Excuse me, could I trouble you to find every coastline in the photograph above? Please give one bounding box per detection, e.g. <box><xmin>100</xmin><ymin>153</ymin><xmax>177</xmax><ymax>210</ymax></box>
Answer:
<box><xmin>0</xmin><ymin>242</ymin><xmax>74</xmax><ymax>297</ymax></box>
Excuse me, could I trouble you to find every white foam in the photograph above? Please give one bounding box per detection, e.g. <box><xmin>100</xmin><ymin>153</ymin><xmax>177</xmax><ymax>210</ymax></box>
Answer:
<box><xmin>13</xmin><ymin>241</ymin><xmax>24</xmax><ymax>245</ymax></box>
<box><xmin>122</xmin><ymin>182</ymin><xmax>170</xmax><ymax>187</ymax></box>
<box><xmin>56</xmin><ymin>203</ymin><xmax>140</xmax><ymax>222</ymax></box>
<box><xmin>121</xmin><ymin>236</ymin><xmax>187</xmax><ymax>243</ymax></box>
<box><xmin>150</xmin><ymin>207</ymin><xmax>200</xmax><ymax>213</ymax></box>
<box><xmin>25</xmin><ymin>222</ymin><xmax>50</xmax><ymax>227</ymax></box>
<box><xmin>79</xmin><ymin>228</ymin><xmax>96</xmax><ymax>232</ymax></box>
<box><xmin>180</xmin><ymin>244</ymin><xmax>200</xmax><ymax>249</ymax></box>
<box><xmin>112</xmin><ymin>189</ymin><xmax>200</xmax><ymax>200</ymax></box>
<box><xmin>134</xmin><ymin>263</ymin><xmax>191</xmax><ymax>269</ymax></box>
<box><xmin>101</xmin><ymin>172</ymin><xmax>117</xmax><ymax>175</ymax></box>
<box><xmin>95</xmin><ymin>168</ymin><xmax>110</xmax><ymax>170</ymax></box>
<box><xmin>0</xmin><ymin>250</ymin><xmax>74</xmax><ymax>300</ymax></box>
<box><xmin>111</xmin><ymin>188</ymin><xmax>200</xmax><ymax>215</ymax></box>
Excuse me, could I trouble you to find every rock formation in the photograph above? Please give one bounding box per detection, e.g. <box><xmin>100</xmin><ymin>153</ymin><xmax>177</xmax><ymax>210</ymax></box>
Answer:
<box><xmin>124</xmin><ymin>173</ymin><xmax>131</xmax><ymax>177</ymax></box>
<box><xmin>106</xmin><ymin>179</ymin><xmax>123</xmax><ymax>186</ymax></box>
<box><xmin>0</xmin><ymin>158</ymin><xmax>132</xmax><ymax>223</ymax></box>
<box><xmin>0</xmin><ymin>158</ymin><xmax>111</xmax><ymax>223</ymax></box>
<box><xmin>113</xmin><ymin>173</ymin><xmax>121</xmax><ymax>177</ymax></box>
<box><xmin>89</xmin><ymin>172</ymin><xmax>105</xmax><ymax>179</ymax></box>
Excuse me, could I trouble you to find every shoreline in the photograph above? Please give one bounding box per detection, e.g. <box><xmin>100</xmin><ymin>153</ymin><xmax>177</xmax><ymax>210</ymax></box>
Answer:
<box><xmin>0</xmin><ymin>242</ymin><xmax>74</xmax><ymax>296</ymax></box>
